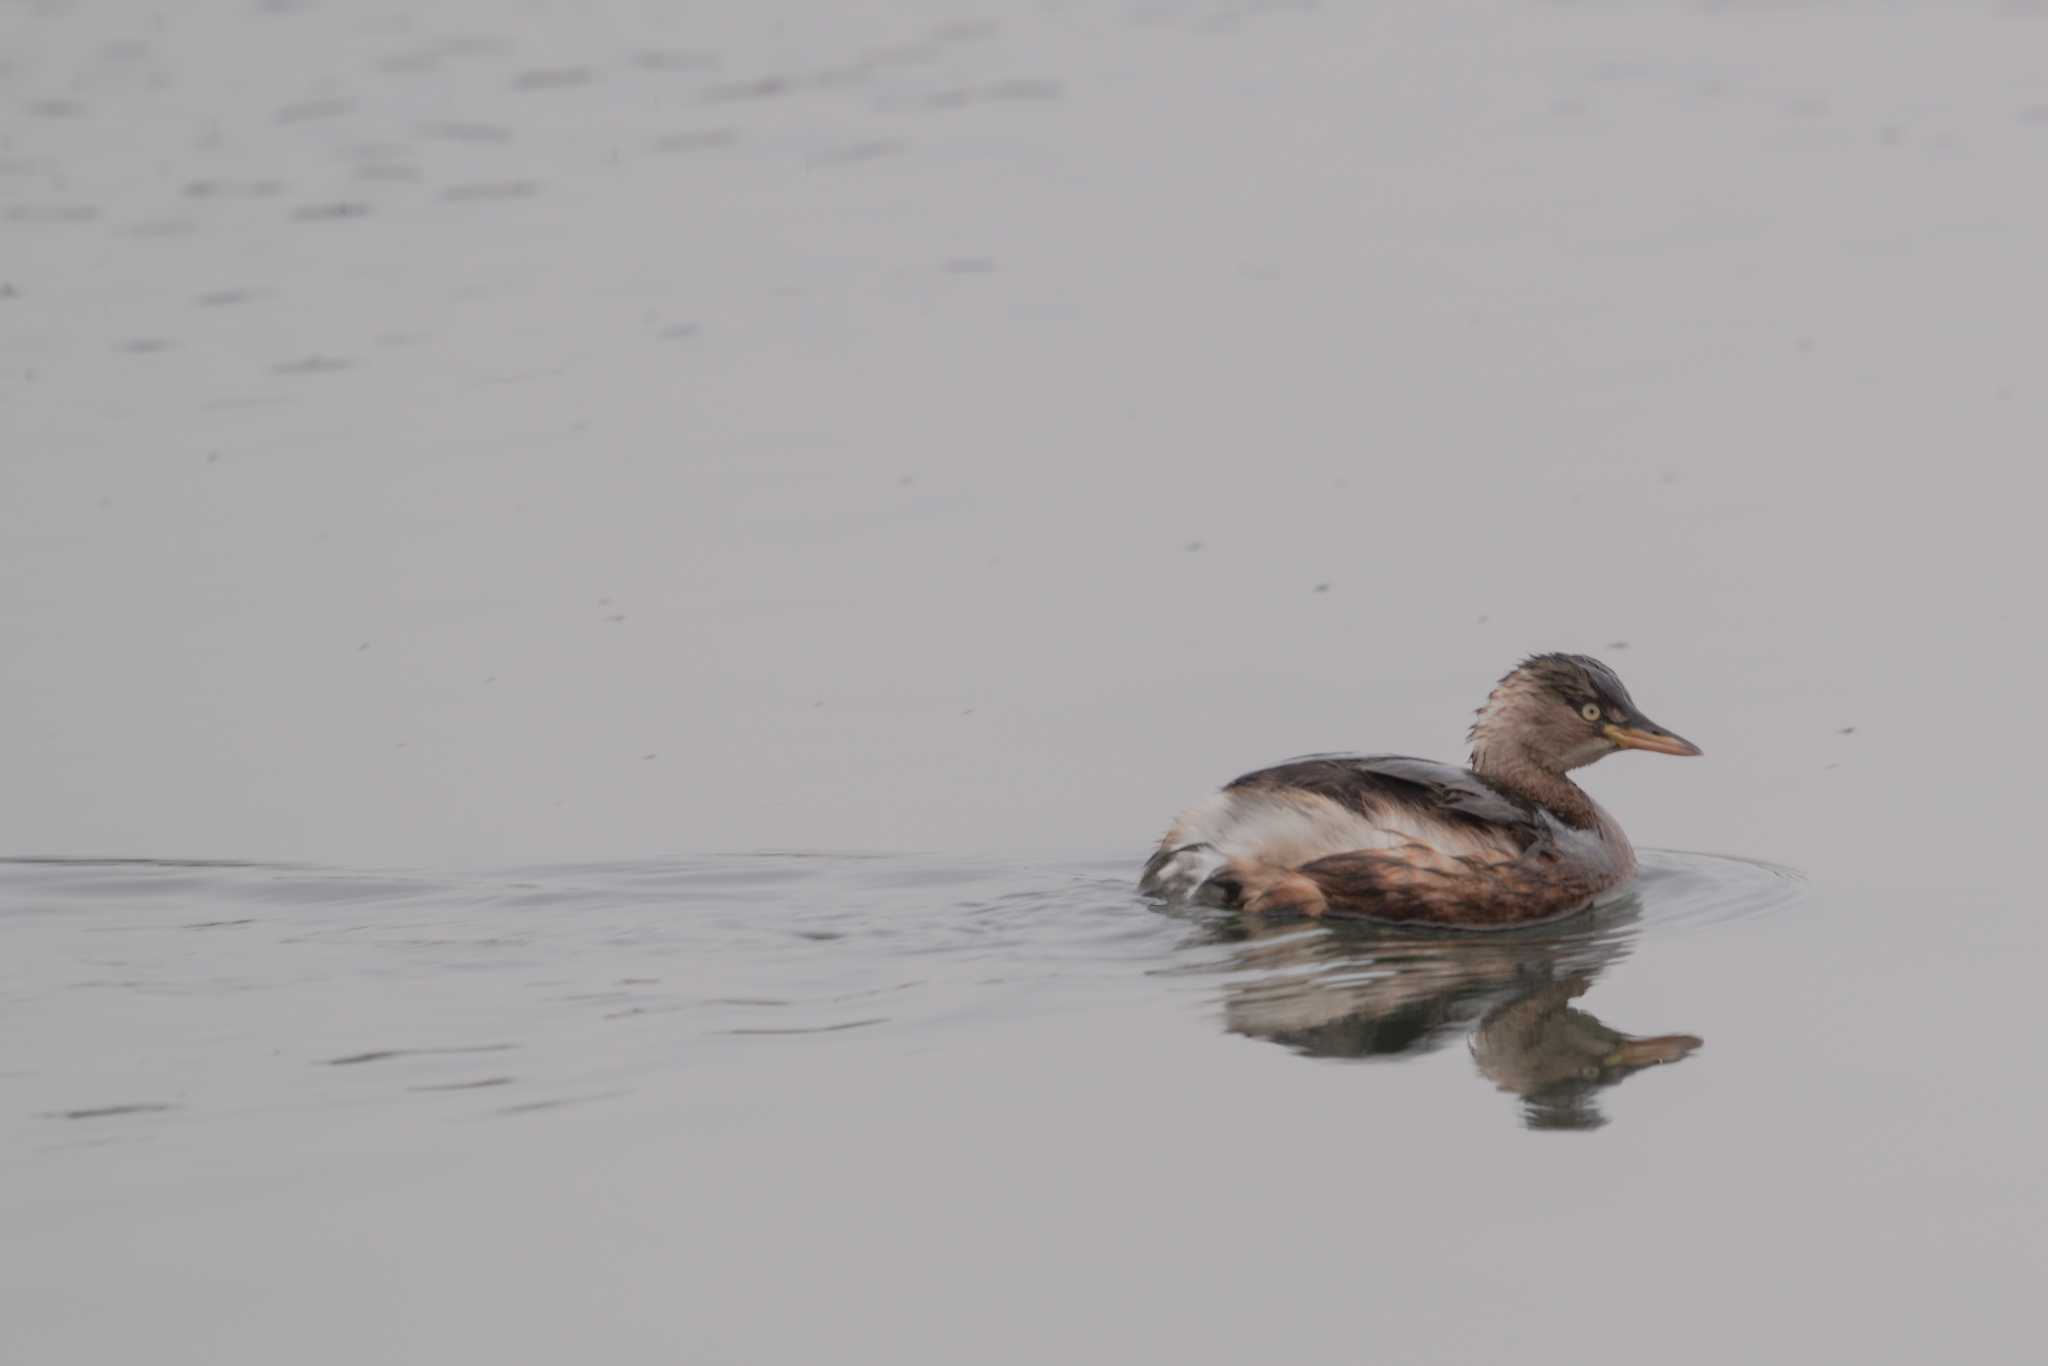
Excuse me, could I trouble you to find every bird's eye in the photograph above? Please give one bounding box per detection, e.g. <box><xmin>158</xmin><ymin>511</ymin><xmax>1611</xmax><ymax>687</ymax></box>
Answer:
<box><xmin>1581</xmin><ymin>703</ymin><xmax>1602</xmax><ymax>722</ymax></box>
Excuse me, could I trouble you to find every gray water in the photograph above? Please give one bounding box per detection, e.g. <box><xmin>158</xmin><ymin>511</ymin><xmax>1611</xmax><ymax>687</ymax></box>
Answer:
<box><xmin>9</xmin><ymin>849</ymin><xmax>2033</xmax><ymax>1364</ymax></box>
<box><xmin>7</xmin><ymin>0</ymin><xmax>2048</xmax><ymax>1360</ymax></box>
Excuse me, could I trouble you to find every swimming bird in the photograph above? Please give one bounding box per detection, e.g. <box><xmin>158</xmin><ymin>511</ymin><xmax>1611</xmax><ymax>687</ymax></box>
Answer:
<box><xmin>1139</xmin><ymin>653</ymin><xmax>1700</xmax><ymax>926</ymax></box>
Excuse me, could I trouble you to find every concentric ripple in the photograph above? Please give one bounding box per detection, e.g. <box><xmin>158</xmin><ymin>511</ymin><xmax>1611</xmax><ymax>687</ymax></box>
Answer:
<box><xmin>1631</xmin><ymin>848</ymin><xmax>1807</xmax><ymax>934</ymax></box>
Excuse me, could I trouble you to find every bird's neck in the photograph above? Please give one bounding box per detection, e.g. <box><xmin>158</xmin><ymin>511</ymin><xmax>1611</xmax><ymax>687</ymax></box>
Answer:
<box><xmin>1471</xmin><ymin>744</ymin><xmax>1599</xmax><ymax>829</ymax></box>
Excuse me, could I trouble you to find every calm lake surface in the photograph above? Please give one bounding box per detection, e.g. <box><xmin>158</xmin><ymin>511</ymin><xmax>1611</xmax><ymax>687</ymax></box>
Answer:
<box><xmin>6</xmin><ymin>0</ymin><xmax>2047</xmax><ymax>1360</ymax></box>
<box><xmin>5</xmin><ymin>848</ymin><xmax>2037</xmax><ymax>1363</ymax></box>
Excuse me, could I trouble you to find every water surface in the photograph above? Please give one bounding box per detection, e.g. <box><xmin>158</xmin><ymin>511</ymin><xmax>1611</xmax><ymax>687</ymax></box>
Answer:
<box><xmin>22</xmin><ymin>848</ymin><xmax>2036</xmax><ymax>1366</ymax></box>
<box><xmin>3</xmin><ymin>849</ymin><xmax>1796</xmax><ymax>1137</ymax></box>
<box><xmin>6</xmin><ymin>0</ymin><xmax>2048</xmax><ymax>1360</ymax></box>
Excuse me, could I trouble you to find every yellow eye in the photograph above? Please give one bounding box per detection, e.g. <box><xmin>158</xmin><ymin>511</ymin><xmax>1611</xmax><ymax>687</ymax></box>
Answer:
<box><xmin>1581</xmin><ymin>703</ymin><xmax>1603</xmax><ymax>722</ymax></box>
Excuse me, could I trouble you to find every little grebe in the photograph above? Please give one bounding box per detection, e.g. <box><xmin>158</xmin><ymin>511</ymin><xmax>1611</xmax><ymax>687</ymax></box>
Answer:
<box><xmin>1140</xmin><ymin>654</ymin><xmax>1700</xmax><ymax>925</ymax></box>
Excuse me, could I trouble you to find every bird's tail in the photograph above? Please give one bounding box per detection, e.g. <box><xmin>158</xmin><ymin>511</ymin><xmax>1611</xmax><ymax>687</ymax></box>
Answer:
<box><xmin>1138</xmin><ymin>842</ymin><xmax>1228</xmax><ymax>902</ymax></box>
<box><xmin>1141</xmin><ymin>843</ymin><xmax>1328</xmax><ymax>916</ymax></box>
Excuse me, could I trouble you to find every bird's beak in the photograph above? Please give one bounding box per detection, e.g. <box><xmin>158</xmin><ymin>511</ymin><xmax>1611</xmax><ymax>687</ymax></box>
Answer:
<box><xmin>1603</xmin><ymin>720</ymin><xmax>1702</xmax><ymax>757</ymax></box>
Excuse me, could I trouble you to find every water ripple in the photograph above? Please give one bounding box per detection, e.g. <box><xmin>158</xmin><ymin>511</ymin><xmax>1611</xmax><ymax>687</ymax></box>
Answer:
<box><xmin>0</xmin><ymin>851</ymin><xmax>1798</xmax><ymax>1135</ymax></box>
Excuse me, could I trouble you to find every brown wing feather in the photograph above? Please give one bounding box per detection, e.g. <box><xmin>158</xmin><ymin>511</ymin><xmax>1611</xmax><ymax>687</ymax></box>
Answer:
<box><xmin>1292</xmin><ymin>847</ymin><xmax>1603</xmax><ymax>927</ymax></box>
<box><xmin>1226</xmin><ymin>755</ymin><xmax>1552</xmax><ymax>855</ymax></box>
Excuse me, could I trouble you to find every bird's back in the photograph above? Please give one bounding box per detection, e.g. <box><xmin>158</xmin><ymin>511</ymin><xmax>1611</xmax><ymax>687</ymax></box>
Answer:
<box><xmin>1142</xmin><ymin>753</ymin><xmax>1629</xmax><ymax>925</ymax></box>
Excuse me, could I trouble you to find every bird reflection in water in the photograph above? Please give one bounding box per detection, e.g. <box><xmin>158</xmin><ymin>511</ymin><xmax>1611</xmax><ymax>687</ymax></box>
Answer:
<box><xmin>1198</xmin><ymin>895</ymin><xmax>1700</xmax><ymax>1130</ymax></box>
